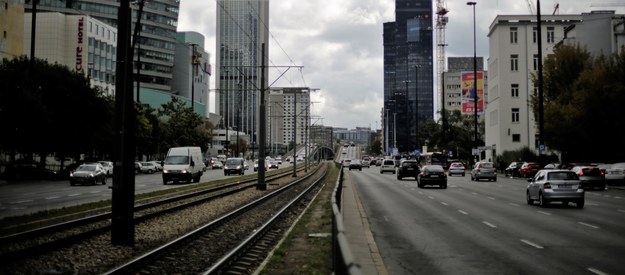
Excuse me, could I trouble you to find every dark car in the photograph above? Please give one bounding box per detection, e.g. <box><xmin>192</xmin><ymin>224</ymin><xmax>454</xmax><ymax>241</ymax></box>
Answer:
<box><xmin>417</xmin><ymin>165</ymin><xmax>448</xmax><ymax>188</ymax></box>
<box><xmin>224</xmin><ymin>158</ymin><xmax>245</xmax><ymax>176</ymax></box>
<box><xmin>570</xmin><ymin>166</ymin><xmax>606</xmax><ymax>190</ymax></box>
<box><xmin>397</xmin><ymin>160</ymin><xmax>420</xmax><ymax>180</ymax></box>
<box><xmin>3</xmin><ymin>162</ymin><xmax>58</xmax><ymax>181</ymax></box>
<box><xmin>505</xmin><ymin>162</ymin><xmax>523</xmax><ymax>177</ymax></box>
<box><xmin>519</xmin><ymin>162</ymin><xmax>540</xmax><ymax>178</ymax></box>
<box><xmin>69</xmin><ymin>163</ymin><xmax>107</xmax><ymax>186</ymax></box>
<box><xmin>349</xmin><ymin>160</ymin><xmax>362</xmax><ymax>171</ymax></box>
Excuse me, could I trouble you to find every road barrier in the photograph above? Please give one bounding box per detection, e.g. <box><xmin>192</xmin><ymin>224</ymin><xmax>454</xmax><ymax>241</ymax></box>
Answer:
<box><xmin>331</xmin><ymin>166</ymin><xmax>363</xmax><ymax>275</ymax></box>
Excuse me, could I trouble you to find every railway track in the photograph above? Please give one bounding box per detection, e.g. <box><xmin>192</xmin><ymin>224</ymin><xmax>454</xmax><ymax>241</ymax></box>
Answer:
<box><xmin>0</xmin><ymin>165</ymin><xmax>316</xmax><ymax>267</ymax></box>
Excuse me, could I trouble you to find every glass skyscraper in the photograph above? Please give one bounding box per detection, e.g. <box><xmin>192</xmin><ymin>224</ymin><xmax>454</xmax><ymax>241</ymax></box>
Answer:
<box><xmin>25</xmin><ymin>0</ymin><xmax>180</xmax><ymax>93</ymax></box>
<box><xmin>216</xmin><ymin>0</ymin><xmax>269</xmax><ymax>148</ymax></box>
<box><xmin>383</xmin><ymin>0</ymin><xmax>434</xmax><ymax>154</ymax></box>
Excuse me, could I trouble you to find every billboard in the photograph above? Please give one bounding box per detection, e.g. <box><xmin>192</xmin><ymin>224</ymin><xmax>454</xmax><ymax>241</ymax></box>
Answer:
<box><xmin>461</xmin><ymin>71</ymin><xmax>485</xmax><ymax>114</ymax></box>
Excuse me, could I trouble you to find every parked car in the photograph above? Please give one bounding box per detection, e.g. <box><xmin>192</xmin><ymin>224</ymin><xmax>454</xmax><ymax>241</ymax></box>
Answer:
<box><xmin>3</xmin><ymin>161</ymin><xmax>58</xmax><ymax>181</ymax></box>
<box><xmin>349</xmin><ymin>160</ymin><xmax>362</xmax><ymax>171</ymax></box>
<box><xmin>519</xmin><ymin>162</ymin><xmax>540</xmax><ymax>178</ymax></box>
<box><xmin>447</xmin><ymin>162</ymin><xmax>466</xmax><ymax>177</ymax></box>
<box><xmin>570</xmin><ymin>166</ymin><xmax>606</xmax><ymax>190</ymax></box>
<box><xmin>471</xmin><ymin>161</ymin><xmax>497</xmax><ymax>181</ymax></box>
<box><xmin>98</xmin><ymin>161</ymin><xmax>114</xmax><ymax>176</ymax></box>
<box><xmin>397</xmin><ymin>160</ymin><xmax>420</xmax><ymax>180</ymax></box>
<box><xmin>505</xmin><ymin>162</ymin><xmax>523</xmax><ymax>177</ymax></box>
<box><xmin>70</xmin><ymin>163</ymin><xmax>107</xmax><ymax>186</ymax></box>
<box><xmin>603</xmin><ymin>162</ymin><xmax>625</xmax><ymax>184</ymax></box>
<box><xmin>224</xmin><ymin>158</ymin><xmax>245</xmax><ymax>176</ymax></box>
<box><xmin>526</xmin><ymin>169</ymin><xmax>584</xmax><ymax>208</ymax></box>
<box><xmin>417</xmin><ymin>165</ymin><xmax>447</xmax><ymax>188</ymax></box>
<box><xmin>380</xmin><ymin>159</ymin><xmax>396</xmax><ymax>174</ymax></box>
<box><xmin>149</xmin><ymin>161</ymin><xmax>163</xmax><ymax>171</ymax></box>
<box><xmin>140</xmin><ymin>162</ymin><xmax>158</xmax><ymax>174</ymax></box>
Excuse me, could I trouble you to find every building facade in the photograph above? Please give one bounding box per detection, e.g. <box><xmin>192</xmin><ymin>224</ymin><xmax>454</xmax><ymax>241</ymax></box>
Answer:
<box><xmin>1</xmin><ymin>0</ymin><xmax>24</xmax><ymax>60</ymax></box>
<box><xmin>172</xmin><ymin>31</ymin><xmax>210</xmax><ymax>116</ymax></box>
<box><xmin>216</xmin><ymin>0</ymin><xmax>269</xmax><ymax>148</ymax></box>
<box><xmin>24</xmin><ymin>12</ymin><xmax>117</xmax><ymax>95</ymax></box>
<box><xmin>443</xmin><ymin>57</ymin><xmax>487</xmax><ymax>116</ymax></box>
<box><xmin>486</xmin><ymin>14</ymin><xmax>582</xmax><ymax>157</ymax></box>
<box><xmin>383</xmin><ymin>0</ymin><xmax>434</xmax><ymax>155</ymax></box>
<box><xmin>267</xmin><ymin>87</ymin><xmax>311</xmax><ymax>154</ymax></box>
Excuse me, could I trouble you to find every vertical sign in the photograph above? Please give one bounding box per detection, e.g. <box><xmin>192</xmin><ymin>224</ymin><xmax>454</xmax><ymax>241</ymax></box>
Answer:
<box><xmin>461</xmin><ymin>71</ymin><xmax>484</xmax><ymax>114</ymax></box>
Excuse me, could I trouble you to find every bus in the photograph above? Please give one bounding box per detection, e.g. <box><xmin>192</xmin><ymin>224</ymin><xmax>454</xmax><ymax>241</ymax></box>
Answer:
<box><xmin>420</xmin><ymin>152</ymin><xmax>449</xmax><ymax>169</ymax></box>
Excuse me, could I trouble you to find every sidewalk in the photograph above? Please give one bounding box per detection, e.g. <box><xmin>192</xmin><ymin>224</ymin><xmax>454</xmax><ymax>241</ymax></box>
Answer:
<box><xmin>341</xmin><ymin>172</ymin><xmax>388</xmax><ymax>275</ymax></box>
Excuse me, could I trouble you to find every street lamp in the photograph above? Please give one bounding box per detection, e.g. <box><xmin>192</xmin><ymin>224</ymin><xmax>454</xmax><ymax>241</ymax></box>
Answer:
<box><xmin>467</xmin><ymin>1</ymin><xmax>478</xmax><ymax>156</ymax></box>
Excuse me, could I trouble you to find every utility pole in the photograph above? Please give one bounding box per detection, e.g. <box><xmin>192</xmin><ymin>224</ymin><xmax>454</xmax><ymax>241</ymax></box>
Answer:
<box><xmin>257</xmin><ymin>43</ymin><xmax>267</xmax><ymax>190</ymax></box>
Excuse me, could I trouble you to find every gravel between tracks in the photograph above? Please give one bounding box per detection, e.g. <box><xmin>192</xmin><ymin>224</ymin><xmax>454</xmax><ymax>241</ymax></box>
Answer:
<box><xmin>2</xmin><ymin>170</ymin><xmax>312</xmax><ymax>274</ymax></box>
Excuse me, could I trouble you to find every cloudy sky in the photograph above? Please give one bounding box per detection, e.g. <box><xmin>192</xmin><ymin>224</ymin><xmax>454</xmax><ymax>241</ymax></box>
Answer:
<box><xmin>177</xmin><ymin>0</ymin><xmax>623</xmax><ymax>130</ymax></box>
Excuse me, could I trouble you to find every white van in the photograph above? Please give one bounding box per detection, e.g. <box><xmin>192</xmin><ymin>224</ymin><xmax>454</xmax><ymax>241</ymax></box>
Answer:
<box><xmin>162</xmin><ymin>146</ymin><xmax>205</xmax><ymax>184</ymax></box>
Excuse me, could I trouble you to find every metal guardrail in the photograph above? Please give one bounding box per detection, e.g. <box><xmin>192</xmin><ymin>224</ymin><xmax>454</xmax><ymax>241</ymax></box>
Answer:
<box><xmin>331</xmin><ymin>165</ymin><xmax>363</xmax><ymax>275</ymax></box>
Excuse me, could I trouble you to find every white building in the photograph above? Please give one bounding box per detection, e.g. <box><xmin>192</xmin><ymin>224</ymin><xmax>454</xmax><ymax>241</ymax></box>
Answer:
<box><xmin>267</xmin><ymin>87</ymin><xmax>311</xmax><ymax>152</ymax></box>
<box><xmin>485</xmin><ymin>14</ymin><xmax>582</xmax><ymax>158</ymax></box>
<box><xmin>24</xmin><ymin>12</ymin><xmax>117</xmax><ymax>96</ymax></box>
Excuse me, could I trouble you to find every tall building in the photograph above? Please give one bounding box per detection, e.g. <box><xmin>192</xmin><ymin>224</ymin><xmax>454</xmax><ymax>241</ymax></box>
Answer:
<box><xmin>383</xmin><ymin>0</ymin><xmax>434</xmax><ymax>155</ymax></box>
<box><xmin>172</xmin><ymin>31</ymin><xmax>210</xmax><ymax>116</ymax></box>
<box><xmin>216</xmin><ymin>0</ymin><xmax>269</xmax><ymax>149</ymax></box>
<box><xmin>0</xmin><ymin>0</ymin><xmax>24</xmax><ymax>60</ymax></box>
<box><xmin>25</xmin><ymin>0</ymin><xmax>180</xmax><ymax>93</ymax></box>
<box><xmin>267</xmin><ymin>87</ymin><xmax>311</xmax><ymax>156</ymax></box>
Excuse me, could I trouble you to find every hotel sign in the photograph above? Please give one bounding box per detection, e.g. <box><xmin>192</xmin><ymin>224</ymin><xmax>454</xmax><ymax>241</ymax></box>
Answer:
<box><xmin>75</xmin><ymin>17</ymin><xmax>85</xmax><ymax>73</ymax></box>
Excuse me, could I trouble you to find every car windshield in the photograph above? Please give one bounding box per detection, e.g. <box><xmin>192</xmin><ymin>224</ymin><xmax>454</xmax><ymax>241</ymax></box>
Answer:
<box><xmin>424</xmin><ymin>165</ymin><xmax>444</xmax><ymax>172</ymax></box>
<box><xmin>402</xmin><ymin>162</ymin><xmax>418</xmax><ymax>168</ymax></box>
<box><xmin>225</xmin><ymin>159</ymin><xmax>241</xmax><ymax>165</ymax></box>
<box><xmin>480</xmin><ymin>163</ymin><xmax>493</xmax><ymax>169</ymax></box>
<box><xmin>77</xmin><ymin>165</ymin><xmax>97</xmax><ymax>171</ymax></box>
<box><xmin>612</xmin><ymin>163</ymin><xmax>625</xmax><ymax>169</ymax></box>
<box><xmin>165</xmin><ymin>156</ymin><xmax>189</xmax><ymax>165</ymax></box>
<box><xmin>582</xmin><ymin>167</ymin><xmax>601</xmax><ymax>176</ymax></box>
<box><xmin>548</xmin><ymin>172</ymin><xmax>578</xmax><ymax>180</ymax></box>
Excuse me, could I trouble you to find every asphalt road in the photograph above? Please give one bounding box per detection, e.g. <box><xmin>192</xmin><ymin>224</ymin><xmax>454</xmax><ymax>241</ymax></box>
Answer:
<box><xmin>347</xmin><ymin>167</ymin><xmax>625</xmax><ymax>275</ymax></box>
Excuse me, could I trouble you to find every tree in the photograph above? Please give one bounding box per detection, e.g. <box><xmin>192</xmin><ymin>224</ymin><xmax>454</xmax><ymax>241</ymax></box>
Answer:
<box><xmin>422</xmin><ymin>110</ymin><xmax>481</xmax><ymax>162</ymax></box>
<box><xmin>158</xmin><ymin>96</ymin><xmax>210</xmax><ymax>153</ymax></box>
<box><xmin>532</xmin><ymin>45</ymin><xmax>625</xmax><ymax>162</ymax></box>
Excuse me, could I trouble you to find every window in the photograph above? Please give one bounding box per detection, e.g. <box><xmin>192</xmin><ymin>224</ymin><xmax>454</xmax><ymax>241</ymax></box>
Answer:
<box><xmin>512</xmin><ymin>134</ymin><xmax>521</xmax><ymax>142</ymax></box>
<box><xmin>533</xmin><ymin>54</ymin><xmax>539</xmax><ymax>71</ymax></box>
<box><xmin>532</xmin><ymin>27</ymin><xmax>537</xmax><ymax>43</ymax></box>
<box><xmin>512</xmin><ymin>108</ymin><xmax>520</xmax><ymax>123</ymax></box>
<box><xmin>547</xmin><ymin>27</ymin><xmax>555</xmax><ymax>43</ymax></box>
<box><xmin>511</xmin><ymin>84</ymin><xmax>519</xmax><ymax>98</ymax></box>
<box><xmin>510</xmin><ymin>27</ymin><xmax>518</xmax><ymax>44</ymax></box>
<box><xmin>510</xmin><ymin>55</ymin><xmax>519</xmax><ymax>71</ymax></box>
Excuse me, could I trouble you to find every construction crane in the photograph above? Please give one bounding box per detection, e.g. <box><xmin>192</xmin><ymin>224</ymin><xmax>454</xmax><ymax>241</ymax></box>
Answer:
<box><xmin>526</xmin><ymin>0</ymin><xmax>536</xmax><ymax>14</ymax></box>
<box><xmin>435</xmin><ymin>0</ymin><xmax>448</xmax><ymax>117</ymax></box>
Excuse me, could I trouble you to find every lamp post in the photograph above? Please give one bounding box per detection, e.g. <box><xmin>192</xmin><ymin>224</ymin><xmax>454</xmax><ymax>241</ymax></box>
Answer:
<box><xmin>467</xmin><ymin>1</ymin><xmax>478</xmax><ymax>156</ymax></box>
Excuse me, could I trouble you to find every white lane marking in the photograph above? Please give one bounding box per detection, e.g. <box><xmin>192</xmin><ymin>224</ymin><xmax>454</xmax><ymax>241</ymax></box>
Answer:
<box><xmin>603</xmin><ymin>195</ymin><xmax>611</xmax><ymax>198</ymax></box>
<box><xmin>509</xmin><ymin>203</ymin><xmax>521</xmax><ymax>207</ymax></box>
<box><xmin>488</xmin><ymin>196</ymin><xmax>496</xmax><ymax>200</ymax></box>
<box><xmin>458</xmin><ymin>210</ymin><xmax>469</xmax><ymax>215</ymax></box>
<box><xmin>14</xmin><ymin>200</ymin><xmax>34</xmax><ymax>204</ymax></box>
<box><xmin>68</xmin><ymin>193</ymin><xmax>81</xmax><ymax>197</ymax></box>
<box><xmin>45</xmin><ymin>196</ymin><xmax>60</xmax><ymax>200</ymax></box>
<box><xmin>482</xmin><ymin>221</ymin><xmax>497</xmax><ymax>228</ymax></box>
<box><xmin>614</xmin><ymin>196</ymin><xmax>622</xmax><ymax>199</ymax></box>
<box><xmin>578</xmin><ymin>222</ymin><xmax>600</xmax><ymax>229</ymax></box>
<box><xmin>441</xmin><ymin>202</ymin><xmax>449</xmax><ymax>206</ymax></box>
<box><xmin>521</xmin><ymin>239</ymin><xmax>544</xmax><ymax>249</ymax></box>
<box><xmin>89</xmin><ymin>191</ymin><xmax>101</xmax><ymax>194</ymax></box>
<box><xmin>588</xmin><ymin>267</ymin><xmax>609</xmax><ymax>275</ymax></box>
<box><xmin>384</xmin><ymin>216</ymin><xmax>390</xmax><ymax>222</ymax></box>
<box><xmin>586</xmin><ymin>203</ymin><xmax>599</xmax><ymax>206</ymax></box>
<box><xmin>537</xmin><ymin>211</ymin><xmax>552</xmax><ymax>216</ymax></box>
<box><xmin>428</xmin><ymin>196</ymin><xmax>435</xmax><ymax>200</ymax></box>
<box><xmin>418</xmin><ymin>191</ymin><xmax>424</xmax><ymax>195</ymax></box>
<box><xmin>471</xmin><ymin>192</ymin><xmax>478</xmax><ymax>195</ymax></box>
<box><xmin>618</xmin><ymin>209</ymin><xmax>625</xmax><ymax>213</ymax></box>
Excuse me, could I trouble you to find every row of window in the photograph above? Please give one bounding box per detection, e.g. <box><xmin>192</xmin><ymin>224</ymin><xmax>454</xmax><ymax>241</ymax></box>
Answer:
<box><xmin>509</xmin><ymin>26</ymin><xmax>556</xmax><ymax>44</ymax></box>
<box><xmin>510</xmin><ymin>54</ymin><xmax>542</xmax><ymax>71</ymax></box>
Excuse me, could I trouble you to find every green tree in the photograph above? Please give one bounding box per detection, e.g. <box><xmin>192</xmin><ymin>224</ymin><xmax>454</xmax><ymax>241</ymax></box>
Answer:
<box><xmin>532</xmin><ymin>45</ymin><xmax>625</xmax><ymax>162</ymax></box>
<box><xmin>158</xmin><ymin>96</ymin><xmax>210</xmax><ymax>153</ymax></box>
<box><xmin>423</xmin><ymin>109</ymin><xmax>482</xmax><ymax>162</ymax></box>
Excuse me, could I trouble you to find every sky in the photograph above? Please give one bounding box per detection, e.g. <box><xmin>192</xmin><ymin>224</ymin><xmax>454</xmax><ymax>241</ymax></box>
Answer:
<box><xmin>177</xmin><ymin>0</ymin><xmax>624</xmax><ymax>130</ymax></box>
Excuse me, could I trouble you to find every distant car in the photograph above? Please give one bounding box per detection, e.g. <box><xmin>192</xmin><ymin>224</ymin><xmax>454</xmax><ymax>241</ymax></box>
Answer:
<box><xmin>253</xmin><ymin>160</ymin><xmax>260</xmax><ymax>172</ymax></box>
<box><xmin>70</xmin><ymin>163</ymin><xmax>107</xmax><ymax>186</ymax></box>
<box><xmin>149</xmin><ymin>161</ymin><xmax>163</xmax><ymax>171</ymax></box>
<box><xmin>224</xmin><ymin>158</ymin><xmax>245</xmax><ymax>176</ymax></box>
<box><xmin>98</xmin><ymin>161</ymin><xmax>114</xmax><ymax>176</ymax></box>
<box><xmin>397</xmin><ymin>160</ymin><xmax>420</xmax><ymax>180</ymax></box>
<box><xmin>380</xmin><ymin>159</ymin><xmax>396</xmax><ymax>174</ymax></box>
<box><xmin>267</xmin><ymin>160</ymin><xmax>279</xmax><ymax>169</ymax></box>
<box><xmin>447</xmin><ymin>162</ymin><xmax>466</xmax><ymax>177</ymax></box>
<box><xmin>349</xmin><ymin>160</ymin><xmax>362</xmax><ymax>171</ymax></box>
<box><xmin>212</xmin><ymin>161</ymin><xmax>224</xmax><ymax>169</ymax></box>
<box><xmin>140</xmin><ymin>162</ymin><xmax>158</xmax><ymax>174</ymax></box>
<box><xmin>134</xmin><ymin>162</ymin><xmax>142</xmax><ymax>174</ymax></box>
<box><xmin>342</xmin><ymin>159</ymin><xmax>352</xmax><ymax>168</ymax></box>
<box><xmin>244</xmin><ymin>161</ymin><xmax>250</xmax><ymax>170</ymax></box>
<box><xmin>505</xmin><ymin>162</ymin><xmax>523</xmax><ymax>177</ymax></box>
<box><xmin>526</xmin><ymin>169</ymin><xmax>584</xmax><ymax>208</ymax></box>
<box><xmin>603</xmin><ymin>162</ymin><xmax>625</xmax><ymax>184</ymax></box>
<box><xmin>471</xmin><ymin>161</ymin><xmax>497</xmax><ymax>181</ymax></box>
<box><xmin>519</xmin><ymin>162</ymin><xmax>540</xmax><ymax>178</ymax></box>
<box><xmin>361</xmin><ymin>158</ymin><xmax>371</xmax><ymax>168</ymax></box>
<box><xmin>570</xmin><ymin>166</ymin><xmax>606</xmax><ymax>190</ymax></box>
<box><xmin>417</xmin><ymin>165</ymin><xmax>447</xmax><ymax>188</ymax></box>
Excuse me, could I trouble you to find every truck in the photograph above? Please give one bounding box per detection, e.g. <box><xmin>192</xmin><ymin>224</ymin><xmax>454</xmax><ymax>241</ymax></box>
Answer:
<box><xmin>162</xmin><ymin>146</ymin><xmax>205</xmax><ymax>184</ymax></box>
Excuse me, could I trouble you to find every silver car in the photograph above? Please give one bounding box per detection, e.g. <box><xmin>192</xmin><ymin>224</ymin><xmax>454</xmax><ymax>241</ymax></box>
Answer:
<box><xmin>70</xmin><ymin>163</ymin><xmax>107</xmax><ymax>186</ymax></box>
<box><xmin>447</xmin><ymin>162</ymin><xmax>466</xmax><ymax>177</ymax></box>
<box><xmin>470</xmin><ymin>161</ymin><xmax>497</xmax><ymax>181</ymax></box>
<box><xmin>526</xmin><ymin>169</ymin><xmax>584</xmax><ymax>208</ymax></box>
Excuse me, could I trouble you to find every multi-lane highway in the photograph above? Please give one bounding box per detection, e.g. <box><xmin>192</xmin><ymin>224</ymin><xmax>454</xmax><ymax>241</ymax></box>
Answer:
<box><xmin>345</xmin><ymin>165</ymin><xmax>625</xmax><ymax>274</ymax></box>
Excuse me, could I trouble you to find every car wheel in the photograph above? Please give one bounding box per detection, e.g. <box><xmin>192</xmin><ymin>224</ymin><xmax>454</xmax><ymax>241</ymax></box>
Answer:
<box><xmin>163</xmin><ymin>180</ymin><xmax>168</xmax><ymax>185</ymax></box>
<box><xmin>539</xmin><ymin>193</ymin><xmax>548</xmax><ymax>207</ymax></box>
<box><xmin>397</xmin><ymin>176</ymin><xmax>402</xmax><ymax>180</ymax></box>
<box><xmin>576</xmin><ymin>200</ymin><xmax>584</xmax><ymax>208</ymax></box>
<box><xmin>70</xmin><ymin>180</ymin><xmax>75</xmax><ymax>186</ymax></box>
<box><xmin>526</xmin><ymin>191</ymin><xmax>533</xmax><ymax>205</ymax></box>
<box><xmin>148</xmin><ymin>169</ymin><xmax>154</xmax><ymax>174</ymax></box>
<box><xmin>462</xmin><ymin>173</ymin><xmax>465</xmax><ymax>177</ymax></box>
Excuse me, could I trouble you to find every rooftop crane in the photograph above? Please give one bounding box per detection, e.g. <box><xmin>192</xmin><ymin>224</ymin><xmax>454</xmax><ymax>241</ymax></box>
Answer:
<box><xmin>435</xmin><ymin>0</ymin><xmax>448</xmax><ymax>117</ymax></box>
